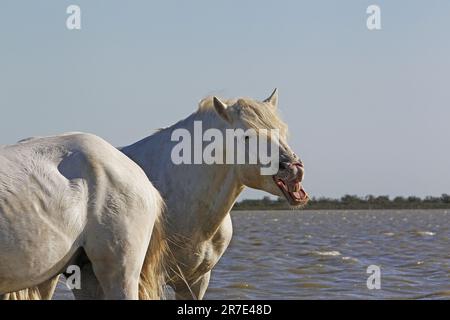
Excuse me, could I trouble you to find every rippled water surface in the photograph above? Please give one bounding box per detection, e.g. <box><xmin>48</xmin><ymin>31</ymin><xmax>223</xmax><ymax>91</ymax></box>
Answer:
<box><xmin>55</xmin><ymin>210</ymin><xmax>449</xmax><ymax>300</ymax></box>
<box><xmin>205</xmin><ymin>210</ymin><xmax>450</xmax><ymax>299</ymax></box>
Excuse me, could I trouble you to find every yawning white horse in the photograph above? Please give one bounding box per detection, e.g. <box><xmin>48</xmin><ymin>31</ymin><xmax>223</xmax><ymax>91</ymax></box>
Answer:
<box><xmin>0</xmin><ymin>133</ymin><xmax>165</xmax><ymax>300</ymax></box>
<box><xmin>6</xmin><ymin>89</ymin><xmax>308</xmax><ymax>300</ymax></box>
<box><xmin>122</xmin><ymin>89</ymin><xmax>308</xmax><ymax>299</ymax></box>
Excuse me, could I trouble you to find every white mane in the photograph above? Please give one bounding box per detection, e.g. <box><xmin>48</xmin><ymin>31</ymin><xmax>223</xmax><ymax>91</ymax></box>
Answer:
<box><xmin>197</xmin><ymin>96</ymin><xmax>289</xmax><ymax>139</ymax></box>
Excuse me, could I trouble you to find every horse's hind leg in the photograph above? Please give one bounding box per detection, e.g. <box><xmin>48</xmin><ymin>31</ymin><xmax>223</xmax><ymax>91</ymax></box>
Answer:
<box><xmin>83</xmin><ymin>246</ymin><xmax>144</xmax><ymax>300</ymax></box>
<box><xmin>83</xmin><ymin>223</ymin><xmax>150</xmax><ymax>300</ymax></box>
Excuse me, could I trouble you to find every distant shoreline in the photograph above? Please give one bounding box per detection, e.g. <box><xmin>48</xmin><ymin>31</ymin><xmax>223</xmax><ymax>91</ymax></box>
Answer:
<box><xmin>233</xmin><ymin>194</ymin><xmax>450</xmax><ymax>211</ymax></box>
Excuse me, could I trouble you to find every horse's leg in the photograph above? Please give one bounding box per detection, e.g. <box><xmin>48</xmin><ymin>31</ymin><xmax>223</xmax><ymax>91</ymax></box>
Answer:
<box><xmin>191</xmin><ymin>271</ymin><xmax>211</xmax><ymax>300</ymax></box>
<box><xmin>172</xmin><ymin>281</ymin><xmax>195</xmax><ymax>300</ymax></box>
<box><xmin>83</xmin><ymin>227</ymin><xmax>149</xmax><ymax>301</ymax></box>
<box><xmin>173</xmin><ymin>271</ymin><xmax>211</xmax><ymax>300</ymax></box>
<box><xmin>172</xmin><ymin>214</ymin><xmax>232</xmax><ymax>300</ymax></box>
<box><xmin>82</xmin><ymin>248</ymin><xmax>141</xmax><ymax>300</ymax></box>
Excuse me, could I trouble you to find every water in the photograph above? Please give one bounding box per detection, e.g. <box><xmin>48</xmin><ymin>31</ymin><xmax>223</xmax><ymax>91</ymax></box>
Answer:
<box><xmin>205</xmin><ymin>210</ymin><xmax>450</xmax><ymax>299</ymax></box>
<box><xmin>55</xmin><ymin>210</ymin><xmax>450</xmax><ymax>300</ymax></box>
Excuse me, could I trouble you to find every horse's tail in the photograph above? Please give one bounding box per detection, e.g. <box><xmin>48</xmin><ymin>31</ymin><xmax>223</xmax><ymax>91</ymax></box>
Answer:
<box><xmin>1</xmin><ymin>288</ymin><xmax>42</xmax><ymax>300</ymax></box>
<box><xmin>1</xmin><ymin>274</ymin><xmax>60</xmax><ymax>300</ymax></box>
<box><xmin>138</xmin><ymin>191</ymin><xmax>168</xmax><ymax>300</ymax></box>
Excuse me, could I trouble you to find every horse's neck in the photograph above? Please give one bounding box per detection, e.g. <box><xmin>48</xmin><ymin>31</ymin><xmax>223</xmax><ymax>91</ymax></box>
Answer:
<box><xmin>122</xmin><ymin>112</ymin><xmax>244</xmax><ymax>241</ymax></box>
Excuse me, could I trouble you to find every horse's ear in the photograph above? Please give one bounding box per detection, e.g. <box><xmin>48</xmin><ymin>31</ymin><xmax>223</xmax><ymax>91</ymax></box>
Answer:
<box><xmin>264</xmin><ymin>88</ymin><xmax>278</xmax><ymax>109</ymax></box>
<box><xmin>213</xmin><ymin>97</ymin><xmax>232</xmax><ymax>123</ymax></box>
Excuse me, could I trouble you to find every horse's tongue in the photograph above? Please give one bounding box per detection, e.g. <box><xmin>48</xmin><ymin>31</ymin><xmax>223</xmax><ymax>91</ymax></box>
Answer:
<box><xmin>292</xmin><ymin>187</ymin><xmax>307</xmax><ymax>200</ymax></box>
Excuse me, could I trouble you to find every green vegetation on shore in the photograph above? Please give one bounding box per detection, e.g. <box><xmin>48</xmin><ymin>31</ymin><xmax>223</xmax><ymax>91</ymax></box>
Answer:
<box><xmin>233</xmin><ymin>194</ymin><xmax>450</xmax><ymax>210</ymax></box>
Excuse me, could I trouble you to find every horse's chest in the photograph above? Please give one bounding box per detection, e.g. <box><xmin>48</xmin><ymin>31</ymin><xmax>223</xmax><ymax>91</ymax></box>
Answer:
<box><xmin>194</xmin><ymin>228</ymin><xmax>233</xmax><ymax>273</ymax></box>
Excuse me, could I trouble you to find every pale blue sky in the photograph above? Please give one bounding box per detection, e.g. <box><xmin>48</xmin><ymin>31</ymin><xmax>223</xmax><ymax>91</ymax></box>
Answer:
<box><xmin>1</xmin><ymin>1</ymin><xmax>449</xmax><ymax>198</ymax></box>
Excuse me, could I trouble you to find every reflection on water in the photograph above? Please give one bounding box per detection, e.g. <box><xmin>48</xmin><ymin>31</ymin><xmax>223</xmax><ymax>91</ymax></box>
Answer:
<box><xmin>54</xmin><ymin>210</ymin><xmax>450</xmax><ymax>300</ymax></box>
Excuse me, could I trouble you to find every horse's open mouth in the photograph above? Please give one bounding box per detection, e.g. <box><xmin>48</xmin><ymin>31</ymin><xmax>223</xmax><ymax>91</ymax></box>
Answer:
<box><xmin>273</xmin><ymin>176</ymin><xmax>309</xmax><ymax>206</ymax></box>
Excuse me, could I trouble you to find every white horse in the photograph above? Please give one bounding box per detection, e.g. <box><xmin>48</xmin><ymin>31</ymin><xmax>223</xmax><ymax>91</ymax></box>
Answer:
<box><xmin>0</xmin><ymin>133</ymin><xmax>165</xmax><ymax>300</ymax></box>
<box><xmin>7</xmin><ymin>89</ymin><xmax>308</xmax><ymax>300</ymax></box>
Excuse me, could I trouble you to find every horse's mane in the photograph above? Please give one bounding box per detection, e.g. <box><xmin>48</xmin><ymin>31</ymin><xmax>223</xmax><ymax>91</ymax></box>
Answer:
<box><xmin>197</xmin><ymin>96</ymin><xmax>289</xmax><ymax>139</ymax></box>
